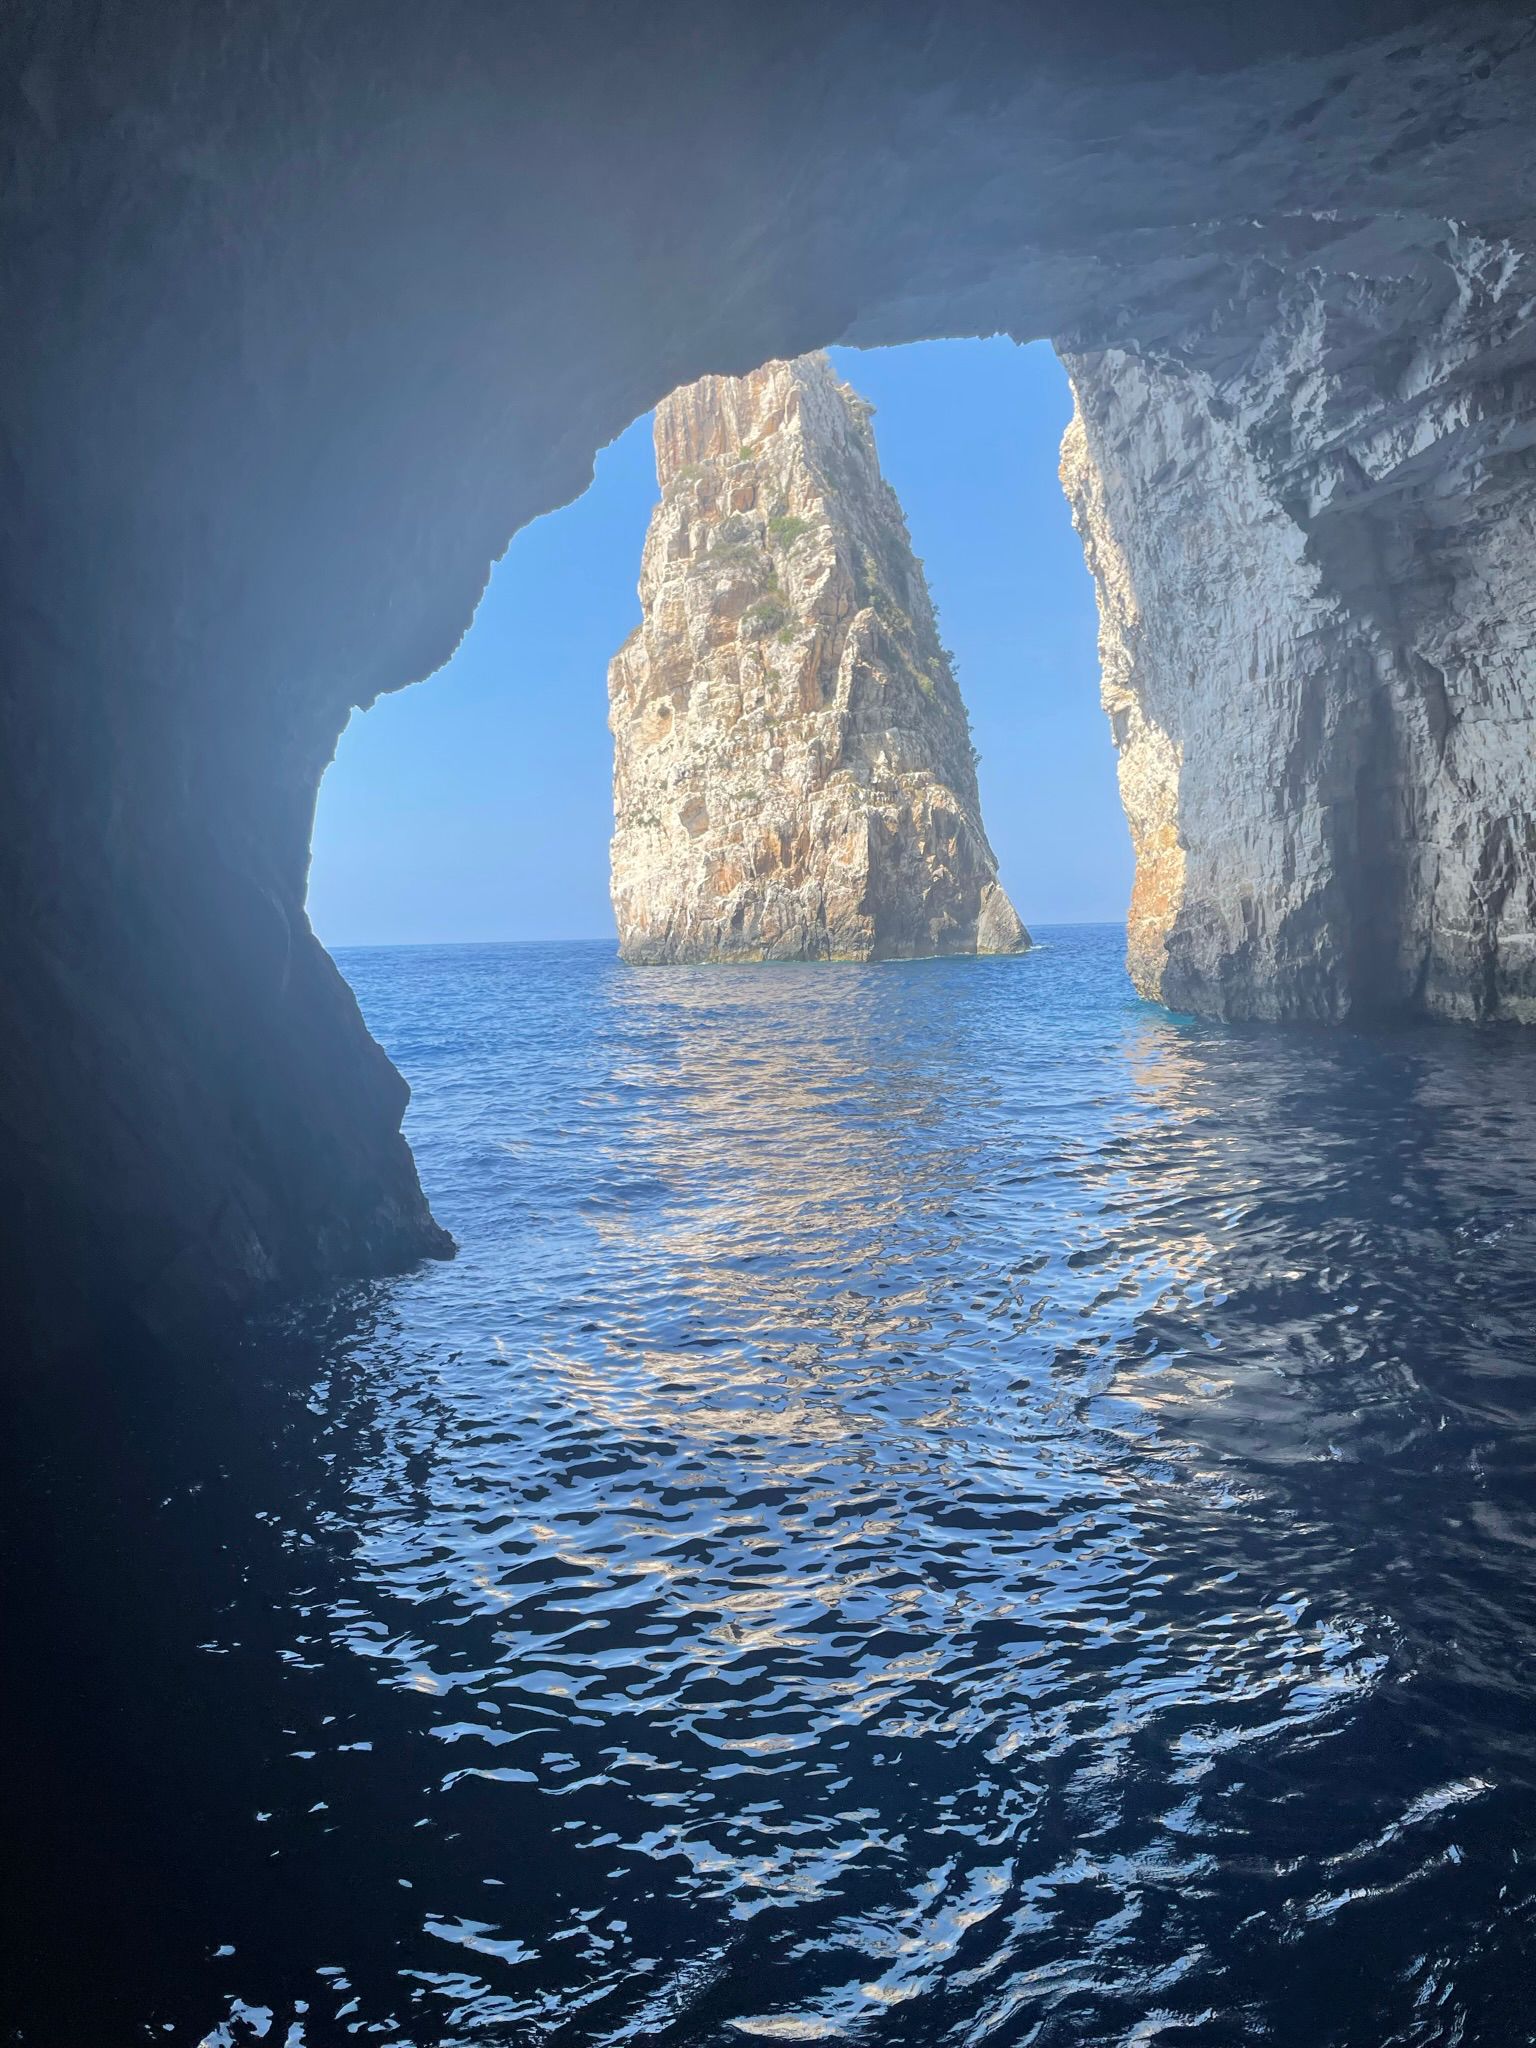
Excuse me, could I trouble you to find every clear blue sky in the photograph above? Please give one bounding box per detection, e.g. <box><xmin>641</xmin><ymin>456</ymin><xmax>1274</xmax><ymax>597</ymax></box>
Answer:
<box><xmin>307</xmin><ymin>338</ymin><xmax>1131</xmax><ymax>945</ymax></box>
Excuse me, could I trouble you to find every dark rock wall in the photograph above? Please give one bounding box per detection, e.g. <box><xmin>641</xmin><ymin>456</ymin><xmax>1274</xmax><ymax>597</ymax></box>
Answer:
<box><xmin>2</xmin><ymin>0</ymin><xmax>1533</xmax><ymax>1352</ymax></box>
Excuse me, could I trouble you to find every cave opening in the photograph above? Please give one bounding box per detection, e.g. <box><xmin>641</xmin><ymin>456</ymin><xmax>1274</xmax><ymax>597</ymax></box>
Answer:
<box><xmin>306</xmin><ymin>338</ymin><xmax>1130</xmax><ymax>971</ymax></box>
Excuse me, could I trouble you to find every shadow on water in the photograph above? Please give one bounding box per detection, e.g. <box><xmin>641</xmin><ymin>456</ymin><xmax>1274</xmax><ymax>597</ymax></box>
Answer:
<box><xmin>5</xmin><ymin>928</ymin><xmax>1536</xmax><ymax>2045</ymax></box>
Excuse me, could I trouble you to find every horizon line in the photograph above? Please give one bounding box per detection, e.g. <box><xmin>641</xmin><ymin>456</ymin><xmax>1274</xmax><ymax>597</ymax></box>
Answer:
<box><xmin>323</xmin><ymin>919</ymin><xmax>1130</xmax><ymax>952</ymax></box>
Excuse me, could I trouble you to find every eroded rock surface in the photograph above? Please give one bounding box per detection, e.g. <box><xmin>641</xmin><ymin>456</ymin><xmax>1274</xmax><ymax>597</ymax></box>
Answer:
<box><xmin>609</xmin><ymin>356</ymin><xmax>1028</xmax><ymax>963</ymax></box>
<box><xmin>1061</xmin><ymin>224</ymin><xmax>1536</xmax><ymax>1021</ymax></box>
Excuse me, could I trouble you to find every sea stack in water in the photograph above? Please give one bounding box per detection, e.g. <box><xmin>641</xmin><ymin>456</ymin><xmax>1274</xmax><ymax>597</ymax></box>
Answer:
<box><xmin>608</xmin><ymin>354</ymin><xmax>1030</xmax><ymax>963</ymax></box>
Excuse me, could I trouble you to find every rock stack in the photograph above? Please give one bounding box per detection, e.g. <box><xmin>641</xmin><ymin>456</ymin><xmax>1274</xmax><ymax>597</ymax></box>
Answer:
<box><xmin>608</xmin><ymin>352</ymin><xmax>1030</xmax><ymax>963</ymax></box>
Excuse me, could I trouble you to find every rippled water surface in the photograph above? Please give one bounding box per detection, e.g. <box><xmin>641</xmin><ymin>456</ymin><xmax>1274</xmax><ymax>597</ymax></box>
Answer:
<box><xmin>9</xmin><ymin>928</ymin><xmax>1536</xmax><ymax>2046</ymax></box>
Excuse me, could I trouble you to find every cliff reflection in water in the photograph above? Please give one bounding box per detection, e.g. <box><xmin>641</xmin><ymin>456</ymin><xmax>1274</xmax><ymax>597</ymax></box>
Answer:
<box><xmin>9</xmin><ymin>927</ymin><xmax>1536</xmax><ymax>2046</ymax></box>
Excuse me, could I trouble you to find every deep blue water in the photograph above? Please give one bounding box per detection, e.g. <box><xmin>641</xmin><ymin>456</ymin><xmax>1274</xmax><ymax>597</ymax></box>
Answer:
<box><xmin>8</xmin><ymin>926</ymin><xmax>1536</xmax><ymax>2045</ymax></box>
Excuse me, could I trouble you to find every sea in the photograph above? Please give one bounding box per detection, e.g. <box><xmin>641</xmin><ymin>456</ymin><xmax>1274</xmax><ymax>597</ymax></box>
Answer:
<box><xmin>7</xmin><ymin>926</ymin><xmax>1536</xmax><ymax>2045</ymax></box>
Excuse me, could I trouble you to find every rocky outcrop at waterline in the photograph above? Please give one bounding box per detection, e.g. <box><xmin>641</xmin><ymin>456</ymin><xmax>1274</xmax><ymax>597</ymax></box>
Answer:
<box><xmin>608</xmin><ymin>355</ymin><xmax>1030</xmax><ymax>964</ymax></box>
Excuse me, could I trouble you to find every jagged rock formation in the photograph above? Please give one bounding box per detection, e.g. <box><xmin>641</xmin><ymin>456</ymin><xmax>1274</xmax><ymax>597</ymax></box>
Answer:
<box><xmin>4</xmin><ymin>1</ymin><xmax>1536</xmax><ymax>1357</ymax></box>
<box><xmin>1061</xmin><ymin>228</ymin><xmax>1536</xmax><ymax>1022</ymax></box>
<box><xmin>608</xmin><ymin>356</ymin><xmax>1029</xmax><ymax>963</ymax></box>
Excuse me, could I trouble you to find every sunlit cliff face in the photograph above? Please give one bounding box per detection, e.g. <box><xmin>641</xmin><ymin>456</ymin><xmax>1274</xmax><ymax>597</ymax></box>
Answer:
<box><xmin>1059</xmin><ymin>211</ymin><xmax>1536</xmax><ymax>1024</ymax></box>
<box><xmin>608</xmin><ymin>355</ymin><xmax>1029</xmax><ymax>964</ymax></box>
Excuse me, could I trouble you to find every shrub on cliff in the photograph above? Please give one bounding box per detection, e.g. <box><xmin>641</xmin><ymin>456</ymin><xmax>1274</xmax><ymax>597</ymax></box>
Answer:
<box><xmin>769</xmin><ymin>513</ymin><xmax>812</xmax><ymax>550</ymax></box>
<box><xmin>741</xmin><ymin>594</ymin><xmax>793</xmax><ymax>638</ymax></box>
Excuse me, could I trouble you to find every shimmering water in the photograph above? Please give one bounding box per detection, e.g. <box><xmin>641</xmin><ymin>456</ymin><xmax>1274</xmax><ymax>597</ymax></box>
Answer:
<box><xmin>8</xmin><ymin>927</ymin><xmax>1536</xmax><ymax>2045</ymax></box>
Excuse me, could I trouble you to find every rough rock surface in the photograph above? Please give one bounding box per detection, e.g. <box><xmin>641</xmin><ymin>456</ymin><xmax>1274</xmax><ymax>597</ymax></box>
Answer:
<box><xmin>3</xmin><ymin>1</ymin><xmax>1536</xmax><ymax>1355</ymax></box>
<box><xmin>609</xmin><ymin>356</ymin><xmax>1029</xmax><ymax>964</ymax></box>
<box><xmin>1061</xmin><ymin>225</ymin><xmax>1536</xmax><ymax>1021</ymax></box>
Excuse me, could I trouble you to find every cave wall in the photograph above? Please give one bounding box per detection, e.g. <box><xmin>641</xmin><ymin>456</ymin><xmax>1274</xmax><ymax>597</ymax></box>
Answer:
<box><xmin>2</xmin><ymin>0</ymin><xmax>1534</xmax><ymax>1355</ymax></box>
<box><xmin>1060</xmin><ymin>226</ymin><xmax>1536</xmax><ymax>1021</ymax></box>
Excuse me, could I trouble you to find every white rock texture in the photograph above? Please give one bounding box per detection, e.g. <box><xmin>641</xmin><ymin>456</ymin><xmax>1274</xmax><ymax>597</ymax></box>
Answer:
<box><xmin>608</xmin><ymin>355</ymin><xmax>1029</xmax><ymax>964</ymax></box>
<box><xmin>1060</xmin><ymin>226</ymin><xmax>1536</xmax><ymax>1021</ymax></box>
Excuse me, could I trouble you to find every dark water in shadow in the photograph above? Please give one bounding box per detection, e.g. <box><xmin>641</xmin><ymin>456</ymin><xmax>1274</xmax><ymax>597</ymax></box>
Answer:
<box><xmin>6</xmin><ymin>927</ymin><xmax>1536</xmax><ymax>2045</ymax></box>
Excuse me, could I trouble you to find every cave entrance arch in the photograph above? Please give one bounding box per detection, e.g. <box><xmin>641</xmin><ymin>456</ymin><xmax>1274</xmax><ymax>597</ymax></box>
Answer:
<box><xmin>6</xmin><ymin>4</ymin><xmax>1533</xmax><ymax>1357</ymax></box>
<box><xmin>307</xmin><ymin>339</ymin><xmax>1128</xmax><ymax>976</ymax></box>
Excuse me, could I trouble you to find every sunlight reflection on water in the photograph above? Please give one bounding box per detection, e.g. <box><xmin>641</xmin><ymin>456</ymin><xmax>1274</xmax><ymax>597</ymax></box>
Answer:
<box><xmin>37</xmin><ymin>930</ymin><xmax>1536</xmax><ymax>2047</ymax></box>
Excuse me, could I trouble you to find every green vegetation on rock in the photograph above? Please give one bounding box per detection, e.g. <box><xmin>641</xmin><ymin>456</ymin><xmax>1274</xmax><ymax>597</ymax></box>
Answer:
<box><xmin>742</xmin><ymin>594</ymin><xmax>793</xmax><ymax>638</ymax></box>
<box><xmin>769</xmin><ymin>513</ymin><xmax>812</xmax><ymax>550</ymax></box>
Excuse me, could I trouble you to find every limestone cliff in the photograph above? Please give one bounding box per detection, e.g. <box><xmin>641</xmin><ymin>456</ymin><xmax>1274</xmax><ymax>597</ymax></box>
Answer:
<box><xmin>1061</xmin><ymin>227</ymin><xmax>1536</xmax><ymax>1022</ymax></box>
<box><xmin>608</xmin><ymin>355</ymin><xmax>1029</xmax><ymax>964</ymax></box>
